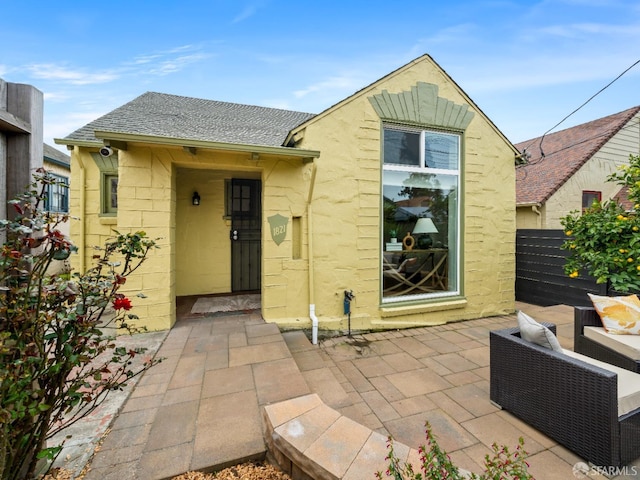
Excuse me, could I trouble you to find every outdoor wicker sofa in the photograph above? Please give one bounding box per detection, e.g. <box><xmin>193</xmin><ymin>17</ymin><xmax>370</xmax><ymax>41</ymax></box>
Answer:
<box><xmin>574</xmin><ymin>305</ymin><xmax>640</xmax><ymax>373</ymax></box>
<box><xmin>490</xmin><ymin>324</ymin><xmax>640</xmax><ymax>468</ymax></box>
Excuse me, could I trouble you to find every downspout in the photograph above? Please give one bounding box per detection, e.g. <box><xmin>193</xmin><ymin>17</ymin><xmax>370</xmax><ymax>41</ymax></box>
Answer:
<box><xmin>76</xmin><ymin>151</ymin><xmax>86</xmax><ymax>273</ymax></box>
<box><xmin>532</xmin><ymin>204</ymin><xmax>542</xmax><ymax>229</ymax></box>
<box><xmin>307</xmin><ymin>163</ymin><xmax>318</xmax><ymax>344</ymax></box>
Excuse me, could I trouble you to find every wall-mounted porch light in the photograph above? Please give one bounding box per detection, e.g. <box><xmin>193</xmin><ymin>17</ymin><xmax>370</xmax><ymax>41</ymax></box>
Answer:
<box><xmin>192</xmin><ymin>191</ymin><xmax>201</xmax><ymax>206</ymax></box>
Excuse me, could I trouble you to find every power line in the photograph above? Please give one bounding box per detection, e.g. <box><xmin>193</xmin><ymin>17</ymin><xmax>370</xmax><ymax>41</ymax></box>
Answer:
<box><xmin>524</xmin><ymin>58</ymin><xmax>640</xmax><ymax>157</ymax></box>
<box><xmin>517</xmin><ymin>118</ymin><xmax>640</xmax><ymax>170</ymax></box>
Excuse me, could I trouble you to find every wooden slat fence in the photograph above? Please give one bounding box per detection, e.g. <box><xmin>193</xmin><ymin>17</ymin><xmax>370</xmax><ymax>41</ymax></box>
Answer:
<box><xmin>515</xmin><ymin>229</ymin><xmax>606</xmax><ymax>307</ymax></box>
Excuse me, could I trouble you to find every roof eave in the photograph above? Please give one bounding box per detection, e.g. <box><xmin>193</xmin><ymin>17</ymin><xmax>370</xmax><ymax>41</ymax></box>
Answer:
<box><xmin>57</xmin><ymin>131</ymin><xmax>321</xmax><ymax>161</ymax></box>
<box><xmin>44</xmin><ymin>156</ymin><xmax>70</xmax><ymax>169</ymax></box>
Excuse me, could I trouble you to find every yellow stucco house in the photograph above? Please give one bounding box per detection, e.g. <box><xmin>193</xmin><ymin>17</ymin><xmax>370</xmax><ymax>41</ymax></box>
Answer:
<box><xmin>56</xmin><ymin>54</ymin><xmax>518</xmax><ymax>334</ymax></box>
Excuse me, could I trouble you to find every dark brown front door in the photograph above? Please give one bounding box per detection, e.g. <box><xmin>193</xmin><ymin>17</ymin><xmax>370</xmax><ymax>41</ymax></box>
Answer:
<box><xmin>230</xmin><ymin>179</ymin><xmax>261</xmax><ymax>292</ymax></box>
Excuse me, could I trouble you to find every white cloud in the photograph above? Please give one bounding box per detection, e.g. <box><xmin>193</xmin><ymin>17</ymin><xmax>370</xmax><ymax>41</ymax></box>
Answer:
<box><xmin>131</xmin><ymin>54</ymin><xmax>163</xmax><ymax>65</ymax></box>
<box><xmin>293</xmin><ymin>73</ymin><xmax>366</xmax><ymax>99</ymax></box>
<box><xmin>147</xmin><ymin>53</ymin><xmax>210</xmax><ymax>76</ymax></box>
<box><xmin>232</xmin><ymin>1</ymin><xmax>268</xmax><ymax>23</ymax></box>
<box><xmin>42</xmin><ymin>91</ymin><xmax>70</xmax><ymax>102</ymax></box>
<box><xmin>539</xmin><ymin>21</ymin><xmax>640</xmax><ymax>38</ymax></box>
<box><xmin>45</xmin><ymin>110</ymin><xmax>110</xmax><ymax>144</ymax></box>
<box><xmin>26</xmin><ymin>64</ymin><xmax>119</xmax><ymax>85</ymax></box>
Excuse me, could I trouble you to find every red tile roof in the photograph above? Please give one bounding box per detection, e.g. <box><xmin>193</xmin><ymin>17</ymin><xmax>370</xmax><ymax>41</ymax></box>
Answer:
<box><xmin>515</xmin><ymin>106</ymin><xmax>640</xmax><ymax>205</ymax></box>
<box><xmin>613</xmin><ymin>185</ymin><xmax>635</xmax><ymax>211</ymax></box>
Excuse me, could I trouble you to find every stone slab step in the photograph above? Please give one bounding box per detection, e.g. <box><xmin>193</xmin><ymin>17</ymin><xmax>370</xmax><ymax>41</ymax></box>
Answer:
<box><xmin>263</xmin><ymin>393</ymin><xmax>422</xmax><ymax>480</ymax></box>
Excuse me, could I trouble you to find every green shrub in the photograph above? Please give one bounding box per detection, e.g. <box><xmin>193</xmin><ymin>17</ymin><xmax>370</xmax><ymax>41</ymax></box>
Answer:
<box><xmin>561</xmin><ymin>154</ymin><xmax>640</xmax><ymax>293</ymax></box>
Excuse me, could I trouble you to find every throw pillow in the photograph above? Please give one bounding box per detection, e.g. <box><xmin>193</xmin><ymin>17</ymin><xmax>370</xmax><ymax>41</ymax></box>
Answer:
<box><xmin>588</xmin><ymin>293</ymin><xmax>640</xmax><ymax>335</ymax></box>
<box><xmin>517</xmin><ymin>311</ymin><xmax>563</xmax><ymax>352</ymax></box>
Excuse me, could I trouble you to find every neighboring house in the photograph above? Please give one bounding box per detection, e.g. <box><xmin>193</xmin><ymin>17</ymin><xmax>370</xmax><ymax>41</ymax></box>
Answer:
<box><xmin>515</xmin><ymin>106</ymin><xmax>640</xmax><ymax>229</ymax></box>
<box><xmin>43</xmin><ymin>144</ymin><xmax>71</xmax><ymax>274</ymax></box>
<box><xmin>57</xmin><ymin>54</ymin><xmax>519</xmax><ymax>332</ymax></box>
<box><xmin>43</xmin><ymin>143</ymin><xmax>71</xmax><ymax>235</ymax></box>
<box><xmin>0</xmin><ymin>78</ymin><xmax>43</xmax><ymax>222</ymax></box>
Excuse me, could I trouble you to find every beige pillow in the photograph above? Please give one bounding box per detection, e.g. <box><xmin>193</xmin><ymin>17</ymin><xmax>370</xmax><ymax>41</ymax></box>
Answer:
<box><xmin>517</xmin><ymin>311</ymin><xmax>563</xmax><ymax>352</ymax></box>
<box><xmin>588</xmin><ymin>293</ymin><xmax>640</xmax><ymax>335</ymax></box>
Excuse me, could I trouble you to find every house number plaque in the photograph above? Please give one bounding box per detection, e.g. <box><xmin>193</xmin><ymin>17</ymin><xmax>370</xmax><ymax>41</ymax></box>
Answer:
<box><xmin>268</xmin><ymin>214</ymin><xmax>288</xmax><ymax>246</ymax></box>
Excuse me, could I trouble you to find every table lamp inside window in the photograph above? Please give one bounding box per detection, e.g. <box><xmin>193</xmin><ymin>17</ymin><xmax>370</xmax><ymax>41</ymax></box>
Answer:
<box><xmin>412</xmin><ymin>217</ymin><xmax>438</xmax><ymax>249</ymax></box>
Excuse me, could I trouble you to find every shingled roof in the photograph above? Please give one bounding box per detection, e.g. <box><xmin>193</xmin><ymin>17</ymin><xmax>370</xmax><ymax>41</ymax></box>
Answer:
<box><xmin>43</xmin><ymin>143</ymin><xmax>70</xmax><ymax>166</ymax></box>
<box><xmin>515</xmin><ymin>105</ymin><xmax>640</xmax><ymax>205</ymax></box>
<box><xmin>63</xmin><ymin>92</ymin><xmax>316</xmax><ymax>148</ymax></box>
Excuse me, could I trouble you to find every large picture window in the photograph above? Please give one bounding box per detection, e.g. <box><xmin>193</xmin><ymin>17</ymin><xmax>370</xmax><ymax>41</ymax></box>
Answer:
<box><xmin>382</xmin><ymin>125</ymin><xmax>460</xmax><ymax>302</ymax></box>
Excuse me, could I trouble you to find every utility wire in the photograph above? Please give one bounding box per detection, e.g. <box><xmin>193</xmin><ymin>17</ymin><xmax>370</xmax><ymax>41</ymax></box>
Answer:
<box><xmin>518</xmin><ymin>119</ymin><xmax>640</xmax><ymax>170</ymax></box>
<box><xmin>529</xmin><ymin>58</ymin><xmax>640</xmax><ymax>158</ymax></box>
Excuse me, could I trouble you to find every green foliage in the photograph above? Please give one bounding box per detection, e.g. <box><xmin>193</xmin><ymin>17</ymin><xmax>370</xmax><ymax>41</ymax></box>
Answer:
<box><xmin>376</xmin><ymin>422</ymin><xmax>532</xmax><ymax>480</ymax></box>
<box><xmin>561</xmin><ymin>154</ymin><xmax>640</xmax><ymax>293</ymax></box>
<box><xmin>0</xmin><ymin>170</ymin><xmax>161</xmax><ymax>480</ymax></box>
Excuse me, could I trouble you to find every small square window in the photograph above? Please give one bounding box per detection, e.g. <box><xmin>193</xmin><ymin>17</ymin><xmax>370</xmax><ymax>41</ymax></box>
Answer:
<box><xmin>582</xmin><ymin>191</ymin><xmax>601</xmax><ymax>212</ymax></box>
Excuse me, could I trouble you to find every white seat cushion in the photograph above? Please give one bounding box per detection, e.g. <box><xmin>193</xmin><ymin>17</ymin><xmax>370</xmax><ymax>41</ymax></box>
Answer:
<box><xmin>584</xmin><ymin>326</ymin><xmax>640</xmax><ymax>361</ymax></box>
<box><xmin>563</xmin><ymin>349</ymin><xmax>640</xmax><ymax>416</ymax></box>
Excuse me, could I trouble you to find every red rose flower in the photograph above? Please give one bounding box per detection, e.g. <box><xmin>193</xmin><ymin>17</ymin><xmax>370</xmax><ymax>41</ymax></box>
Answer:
<box><xmin>113</xmin><ymin>297</ymin><xmax>132</xmax><ymax>311</ymax></box>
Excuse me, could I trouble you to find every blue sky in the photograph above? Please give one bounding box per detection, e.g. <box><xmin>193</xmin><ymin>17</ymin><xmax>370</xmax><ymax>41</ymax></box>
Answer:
<box><xmin>1</xmin><ymin>0</ymin><xmax>639</xmax><ymax>152</ymax></box>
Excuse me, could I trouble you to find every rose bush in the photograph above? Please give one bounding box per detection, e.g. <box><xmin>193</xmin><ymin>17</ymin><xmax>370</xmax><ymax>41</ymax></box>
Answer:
<box><xmin>0</xmin><ymin>170</ymin><xmax>161</xmax><ymax>480</ymax></box>
<box><xmin>376</xmin><ymin>422</ymin><xmax>532</xmax><ymax>479</ymax></box>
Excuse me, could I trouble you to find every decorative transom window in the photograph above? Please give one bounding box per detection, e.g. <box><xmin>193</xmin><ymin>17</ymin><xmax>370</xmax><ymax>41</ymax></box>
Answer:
<box><xmin>369</xmin><ymin>82</ymin><xmax>473</xmax><ymax>303</ymax></box>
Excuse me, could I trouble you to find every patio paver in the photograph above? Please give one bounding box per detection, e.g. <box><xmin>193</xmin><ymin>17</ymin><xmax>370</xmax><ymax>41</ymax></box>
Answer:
<box><xmin>70</xmin><ymin>301</ymin><xmax>639</xmax><ymax>479</ymax></box>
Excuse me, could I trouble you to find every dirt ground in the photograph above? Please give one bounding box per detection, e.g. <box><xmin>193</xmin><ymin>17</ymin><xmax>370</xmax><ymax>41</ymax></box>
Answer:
<box><xmin>45</xmin><ymin>461</ymin><xmax>290</xmax><ymax>480</ymax></box>
<box><xmin>171</xmin><ymin>462</ymin><xmax>291</xmax><ymax>479</ymax></box>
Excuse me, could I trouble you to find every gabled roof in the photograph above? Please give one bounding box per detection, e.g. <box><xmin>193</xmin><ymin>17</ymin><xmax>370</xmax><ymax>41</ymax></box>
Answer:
<box><xmin>286</xmin><ymin>54</ymin><xmax>517</xmax><ymax>154</ymax></box>
<box><xmin>62</xmin><ymin>92</ymin><xmax>316</xmax><ymax>148</ymax></box>
<box><xmin>515</xmin><ymin>106</ymin><xmax>640</xmax><ymax>205</ymax></box>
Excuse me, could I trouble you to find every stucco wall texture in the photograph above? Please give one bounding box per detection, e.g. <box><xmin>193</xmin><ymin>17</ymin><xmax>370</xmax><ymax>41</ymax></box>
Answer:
<box><xmin>294</xmin><ymin>57</ymin><xmax>516</xmax><ymax>331</ymax></box>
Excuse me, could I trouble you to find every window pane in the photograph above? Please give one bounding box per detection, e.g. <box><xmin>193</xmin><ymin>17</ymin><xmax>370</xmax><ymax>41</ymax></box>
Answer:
<box><xmin>384</xmin><ymin>129</ymin><xmax>420</xmax><ymax>166</ymax></box>
<box><xmin>382</xmin><ymin>125</ymin><xmax>461</xmax><ymax>302</ymax></box>
<box><xmin>110</xmin><ymin>177</ymin><xmax>118</xmax><ymax>208</ymax></box>
<box><xmin>44</xmin><ymin>174</ymin><xmax>69</xmax><ymax>213</ymax></box>
<box><xmin>582</xmin><ymin>191</ymin><xmax>601</xmax><ymax>210</ymax></box>
<box><xmin>382</xmin><ymin>169</ymin><xmax>458</xmax><ymax>300</ymax></box>
<box><xmin>103</xmin><ymin>174</ymin><xmax>118</xmax><ymax>214</ymax></box>
<box><xmin>425</xmin><ymin>132</ymin><xmax>458</xmax><ymax>169</ymax></box>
